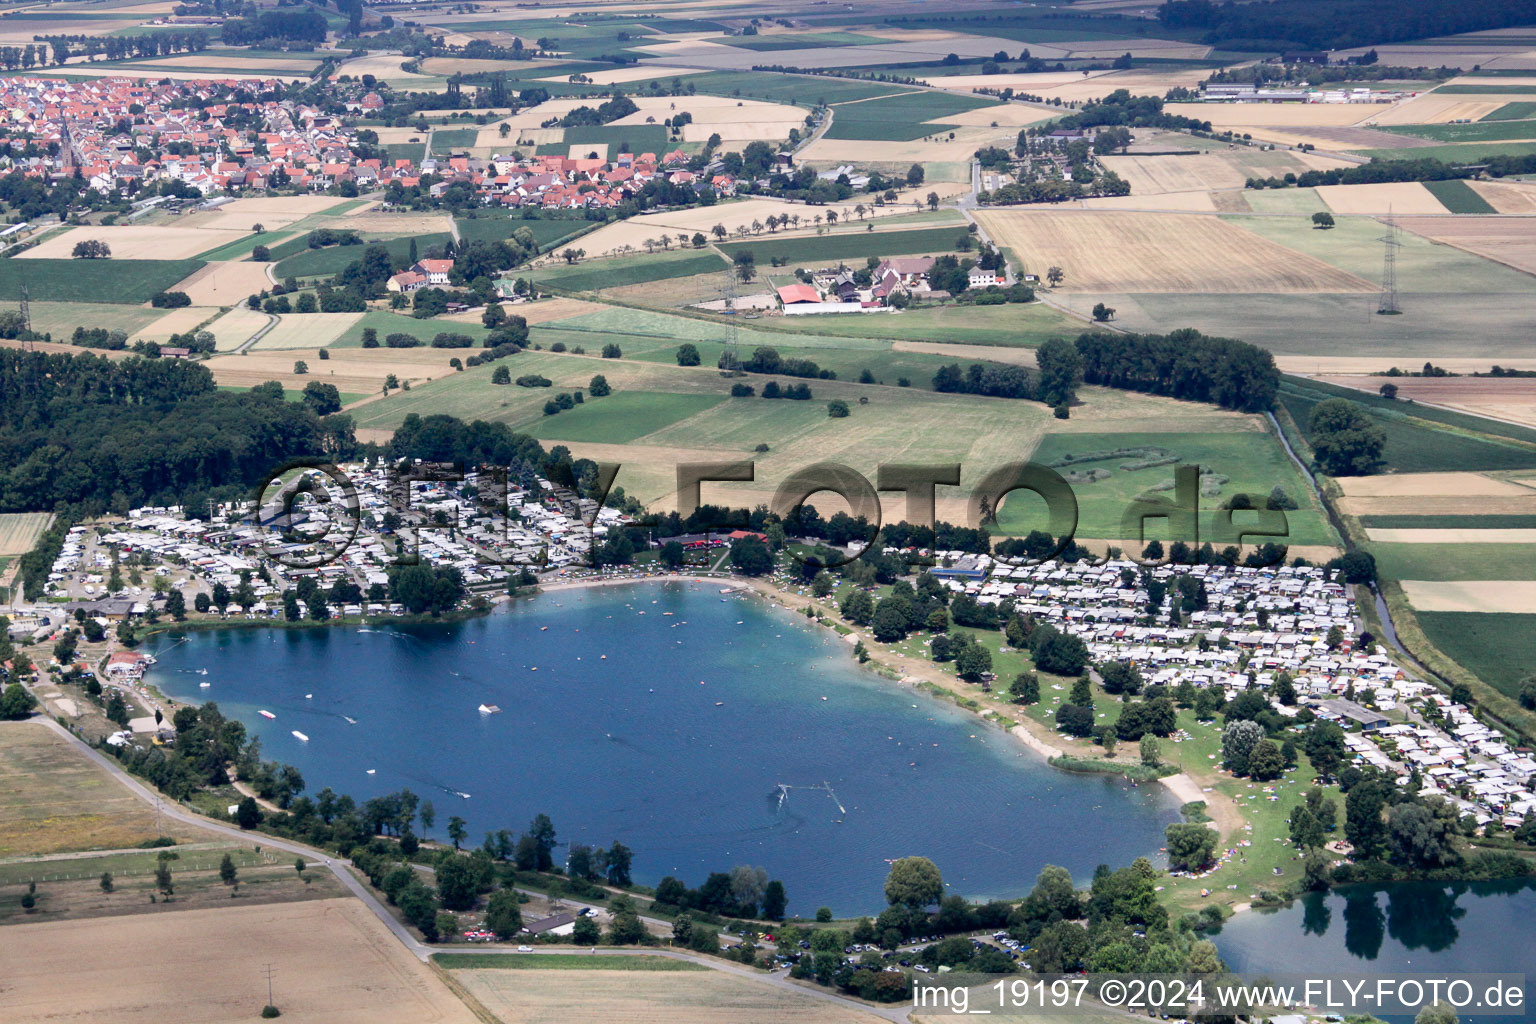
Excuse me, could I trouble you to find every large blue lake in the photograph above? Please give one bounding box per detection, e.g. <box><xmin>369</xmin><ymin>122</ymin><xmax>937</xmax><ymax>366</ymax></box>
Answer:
<box><xmin>148</xmin><ymin>580</ymin><xmax>1179</xmax><ymax>915</ymax></box>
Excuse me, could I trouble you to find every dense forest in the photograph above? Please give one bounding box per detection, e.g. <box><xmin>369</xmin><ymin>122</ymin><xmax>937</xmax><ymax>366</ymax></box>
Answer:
<box><xmin>1074</xmin><ymin>329</ymin><xmax>1280</xmax><ymax>413</ymax></box>
<box><xmin>1158</xmin><ymin>0</ymin><xmax>1536</xmax><ymax>52</ymax></box>
<box><xmin>0</xmin><ymin>350</ymin><xmax>351</xmax><ymax>514</ymax></box>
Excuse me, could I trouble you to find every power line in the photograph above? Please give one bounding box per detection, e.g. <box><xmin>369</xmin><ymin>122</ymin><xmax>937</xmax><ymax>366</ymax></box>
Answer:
<box><xmin>1376</xmin><ymin>206</ymin><xmax>1402</xmax><ymax>317</ymax></box>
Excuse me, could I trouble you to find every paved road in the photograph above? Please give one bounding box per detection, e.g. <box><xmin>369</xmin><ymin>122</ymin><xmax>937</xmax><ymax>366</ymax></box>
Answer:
<box><xmin>9</xmin><ymin>716</ymin><xmax>911</xmax><ymax>1021</ymax></box>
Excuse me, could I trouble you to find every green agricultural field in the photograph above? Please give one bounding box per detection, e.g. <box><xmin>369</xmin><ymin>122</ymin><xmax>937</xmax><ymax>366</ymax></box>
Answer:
<box><xmin>685</xmin><ymin>71</ymin><xmax>905</xmax><ymax>106</ymax></box>
<box><xmin>617</xmin><ymin>332</ymin><xmax>1005</xmax><ymax>392</ymax></box>
<box><xmin>194</xmin><ymin>228</ymin><xmax>293</xmax><ymax>262</ymax></box>
<box><xmin>26</xmin><ymin>301</ymin><xmax>161</xmax><ymax>339</ymax></box>
<box><xmin>706</xmin><ymin>31</ymin><xmax>886</xmax><ymax>51</ymax></box>
<box><xmin>330</xmin><ymin>309</ymin><xmax>492</xmax><ymax>349</ymax></box>
<box><xmin>1277</xmin><ymin>380</ymin><xmax>1536</xmax><ymax>473</ymax></box>
<box><xmin>1387</xmin><ymin>120</ymin><xmax>1536</xmax><ymax>142</ymax></box>
<box><xmin>824</xmin><ymin>91</ymin><xmax>999</xmax><ymax>142</ymax></box>
<box><xmin>383</xmin><ymin>141</ymin><xmax>427</xmax><ymax>165</ymax></box>
<box><xmin>1361</xmin><ymin>513</ymin><xmax>1536</xmax><ymax>529</ymax></box>
<box><xmin>1289</xmin><ymin>377</ymin><xmax>1536</xmax><ymax>446</ymax></box>
<box><xmin>1422</xmin><ymin>179</ymin><xmax>1499</xmax><ymax>213</ymax></box>
<box><xmin>1366</xmin><ymin>543</ymin><xmax>1536</xmax><ymax>582</ymax></box>
<box><xmin>562</xmin><ymin>124</ymin><xmax>669</xmax><ymax>155</ymax></box>
<box><xmin>993</xmin><ymin>430</ymin><xmax>1336</xmax><ymax>547</ymax></box>
<box><xmin>1485</xmin><ymin>102</ymin><xmax>1536</xmax><ymax>121</ymax></box>
<box><xmin>1415</xmin><ymin>612</ymin><xmax>1536</xmax><ymax>698</ymax></box>
<box><xmin>1240</xmin><ymin>186</ymin><xmax>1328</xmax><ymax>215</ymax></box>
<box><xmin>751</xmin><ymin>300</ymin><xmax>1081</xmax><ymax>347</ymax></box>
<box><xmin>274</xmin><ymin>233</ymin><xmax>453</xmax><ymax>280</ymax></box>
<box><xmin>0</xmin><ymin>259</ymin><xmax>202</xmax><ymax>304</ymax></box>
<box><xmin>456</xmin><ymin>215</ymin><xmax>597</xmax><ymax>250</ymax></box>
<box><xmin>1226</xmin><ymin>213</ymin><xmax>1533</xmax><ymax>294</ymax></box>
<box><xmin>529</xmin><ymin>390</ymin><xmax>725</xmax><ymax>443</ymax></box>
<box><xmin>1358</xmin><ymin>141</ymin><xmax>1536</xmax><ymax>162</ymax></box>
<box><xmin>1435</xmin><ymin>84</ymin><xmax>1536</xmax><ymax>95</ymax></box>
<box><xmin>432</xmin><ymin>127</ymin><xmax>482</xmax><ymax>152</ymax></box>
<box><xmin>717</xmin><ymin>226</ymin><xmax>974</xmax><ymax>264</ymax></box>
<box><xmin>536</xmin><ymin>251</ymin><xmax>725</xmax><ymax>291</ymax></box>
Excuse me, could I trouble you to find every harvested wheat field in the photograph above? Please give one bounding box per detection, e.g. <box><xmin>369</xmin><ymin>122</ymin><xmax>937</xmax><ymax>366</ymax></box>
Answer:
<box><xmin>208</xmin><ymin>347</ymin><xmax>461</xmax><ymax>395</ymax></box>
<box><xmin>1164</xmin><ymin>102</ymin><xmax>1374</xmax><ymax>128</ymax></box>
<box><xmin>1340</xmin><ymin>495</ymin><xmax>1536</xmax><ymax>516</ymax></box>
<box><xmin>1099</xmin><ymin>150</ymin><xmax>1351</xmax><ymax>196</ymax></box>
<box><xmin>1078</xmin><ymin>191</ymin><xmax>1221</xmax><ymax>211</ymax></box>
<box><xmin>206</xmin><ymin>306</ymin><xmax>270</xmax><ymax>351</ymax></box>
<box><xmin>1280</xmin><ymin>356</ymin><xmax>1509</xmax><ymax>374</ymax></box>
<box><xmin>974</xmin><ymin>210</ymin><xmax>1374</xmax><ymax>293</ymax></box>
<box><xmin>1023</xmin><ymin>69</ymin><xmax>1208</xmax><ymax>104</ymax></box>
<box><xmin>166</xmin><ymin>261</ymin><xmax>272</xmax><ymax>307</ymax></box>
<box><xmin>332</xmin><ymin>52</ymin><xmax>436</xmax><ymax>86</ymax></box>
<box><xmin>20</xmin><ymin>225</ymin><xmax>243</xmax><ymax>261</ymax></box>
<box><xmin>138</xmin><ymin>305</ymin><xmax>217</xmax><ymax>342</ymax></box>
<box><xmin>1398</xmin><ymin>216</ymin><xmax>1536</xmax><ymax>276</ymax></box>
<box><xmin>453</xmin><ymin>965</ymin><xmax>885</xmax><ymax>1024</ymax></box>
<box><xmin>0</xmin><ymin>721</ymin><xmax>205</xmax><ymax>856</ymax></box>
<box><xmin>189</xmin><ymin>195</ymin><xmax>349</xmax><ymax>230</ymax></box>
<box><xmin>338</xmin><ymin>211</ymin><xmax>455</xmax><ymax>235</ymax></box>
<box><xmin>150</xmin><ymin>53</ymin><xmax>321</xmax><ymax>72</ymax></box>
<box><xmin>252</xmin><ymin>312</ymin><xmax>365</xmax><ymax>351</ymax></box>
<box><xmin>0</xmin><ymin>897</ymin><xmax>479</xmax><ymax>1024</ymax></box>
<box><xmin>1337</xmin><ymin>472</ymin><xmax>1532</xmax><ymax>497</ymax></box>
<box><xmin>0</xmin><ymin>512</ymin><xmax>51</xmax><ymax>557</ymax></box>
<box><xmin>1401</xmin><ymin>580</ymin><xmax>1536</xmax><ymax>614</ymax></box>
<box><xmin>571</xmin><ymin>197</ymin><xmax>930</xmax><ymax>257</ymax></box>
<box><xmin>537</xmin><ymin>65</ymin><xmax>704</xmax><ymax>85</ymax></box>
<box><xmin>1319</xmin><ymin>375</ymin><xmax>1536</xmax><ymax>428</ymax></box>
<box><xmin>801</xmin><ymin>131</ymin><xmax>1014</xmax><ymax>165</ymax></box>
<box><xmin>1316</xmin><ymin>182</ymin><xmax>1450</xmax><ymax>215</ymax></box>
<box><xmin>1369</xmin><ymin>528</ymin><xmax>1536</xmax><ymax>544</ymax></box>
<box><xmin>1371</xmin><ymin>93</ymin><xmax>1511</xmax><ymax>125</ymax></box>
<box><xmin>1469</xmin><ymin>180</ymin><xmax>1536</xmax><ymax>214</ymax></box>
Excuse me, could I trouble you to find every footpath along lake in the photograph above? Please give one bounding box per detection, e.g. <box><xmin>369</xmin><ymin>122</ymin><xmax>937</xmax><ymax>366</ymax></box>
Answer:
<box><xmin>148</xmin><ymin>580</ymin><xmax>1178</xmax><ymax>915</ymax></box>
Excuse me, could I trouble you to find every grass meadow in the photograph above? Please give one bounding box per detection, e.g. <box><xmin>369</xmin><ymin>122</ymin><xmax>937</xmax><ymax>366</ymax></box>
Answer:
<box><xmin>717</xmin><ymin>226</ymin><xmax>974</xmax><ymax>264</ymax></box>
<box><xmin>0</xmin><ymin>259</ymin><xmax>203</xmax><ymax>303</ymax></box>
<box><xmin>537</xmin><ymin>251</ymin><xmax>726</xmax><ymax>291</ymax></box>
<box><xmin>992</xmin><ymin>430</ymin><xmax>1335</xmax><ymax>546</ymax></box>
<box><xmin>824</xmin><ymin>91</ymin><xmax>1000</xmax><ymax>141</ymax></box>
<box><xmin>1276</xmin><ymin>379</ymin><xmax>1536</xmax><ymax>474</ymax></box>
<box><xmin>529</xmin><ymin>391</ymin><xmax>725</xmax><ymax>443</ymax></box>
<box><xmin>1415</xmin><ymin>612</ymin><xmax>1536</xmax><ymax>698</ymax></box>
<box><xmin>274</xmin><ymin>233</ymin><xmax>453</xmax><ymax>280</ymax></box>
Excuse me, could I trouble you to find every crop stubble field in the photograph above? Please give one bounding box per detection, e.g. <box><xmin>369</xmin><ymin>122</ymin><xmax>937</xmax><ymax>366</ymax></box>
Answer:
<box><xmin>0</xmin><ymin>722</ymin><xmax>204</xmax><ymax>856</ymax></box>
<box><xmin>451</xmin><ymin>964</ymin><xmax>886</xmax><ymax>1024</ymax></box>
<box><xmin>0</xmin><ymin>898</ymin><xmax>481</xmax><ymax>1024</ymax></box>
<box><xmin>974</xmin><ymin>210</ymin><xmax>1374</xmax><ymax>293</ymax></box>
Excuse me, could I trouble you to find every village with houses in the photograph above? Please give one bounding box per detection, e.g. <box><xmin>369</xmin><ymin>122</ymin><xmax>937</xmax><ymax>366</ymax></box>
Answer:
<box><xmin>0</xmin><ymin>74</ymin><xmax>740</xmax><ymax>207</ymax></box>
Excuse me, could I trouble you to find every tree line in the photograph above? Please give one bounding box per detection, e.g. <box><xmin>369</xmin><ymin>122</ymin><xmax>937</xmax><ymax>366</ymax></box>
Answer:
<box><xmin>0</xmin><ymin>349</ymin><xmax>353</xmax><ymax>516</ymax></box>
<box><xmin>1159</xmin><ymin>0</ymin><xmax>1534</xmax><ymax>52</ymax></box>
<box><xmin>1075</xmin><ymin>329</ymin><xmax>1280</xmax><ymax>412</ymax></box>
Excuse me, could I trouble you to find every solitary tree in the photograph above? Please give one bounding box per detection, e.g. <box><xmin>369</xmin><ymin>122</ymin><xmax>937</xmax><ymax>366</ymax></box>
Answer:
<box><xmin>884</xmin><ymin>856</ymin><xmax>943</xmax><ymax>910</ymax></box>
<box><xmin>1311</xmin><ymin>211</ymin><xmax>1335</xmax><ymax>229</ymax></box>
<box><xmin>72</xmin><ymin>239</ymin><xmax>111</xmax><ymax>259</ymax></box>
<box><xmin>1047</xmin><ymin>265</ymin><xmax>1065</xmax><ymax>287</ymax></box>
